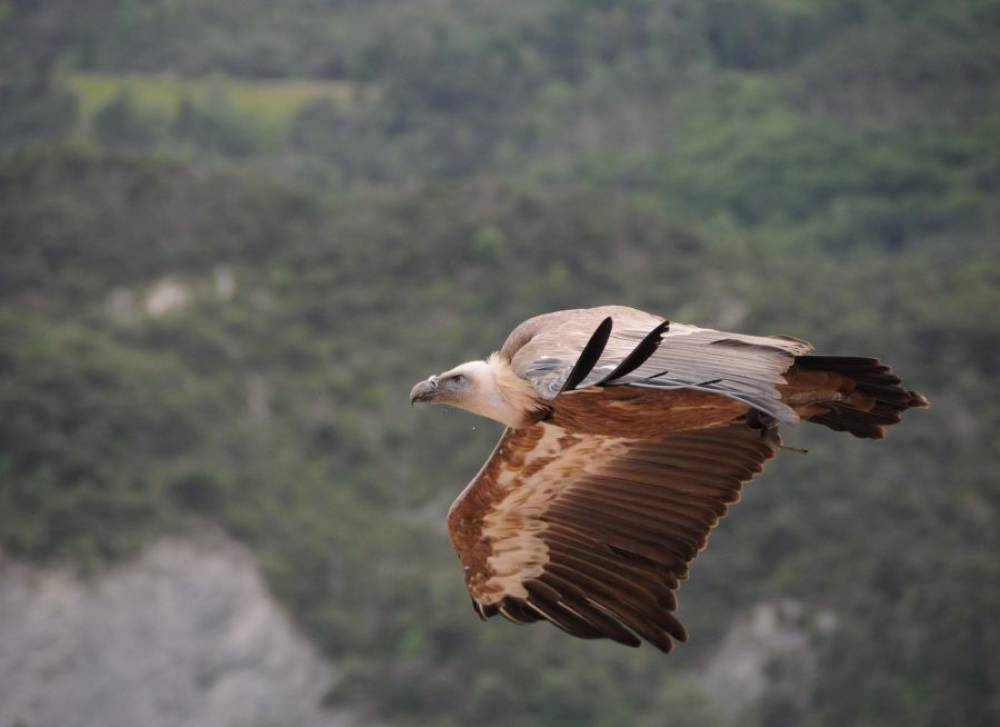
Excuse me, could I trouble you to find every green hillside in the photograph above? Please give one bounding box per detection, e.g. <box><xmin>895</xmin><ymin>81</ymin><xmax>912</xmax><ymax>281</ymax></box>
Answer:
<box><xmin>2</xmin><ymin>1</ymin><xmax>999</xmax><ymax>725</ymax></box>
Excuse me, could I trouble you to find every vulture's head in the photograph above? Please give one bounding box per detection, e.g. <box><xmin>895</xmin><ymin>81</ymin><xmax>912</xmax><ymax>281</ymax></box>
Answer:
<box><xmin>410</xmin><ymin>361</ymin><xmax>491</xmax><ymax>408</ymax></box>
<box><xmin>410</xmin><ymin>358</ymin><xmax>539</xmax><ymax>428</ymax></box>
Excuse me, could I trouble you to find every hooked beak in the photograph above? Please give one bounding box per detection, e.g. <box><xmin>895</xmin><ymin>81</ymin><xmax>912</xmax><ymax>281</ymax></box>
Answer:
<box><xmin>409</xmin><ymin>376</ymin><xmax>439</xmax><ymax>405</ymax></box>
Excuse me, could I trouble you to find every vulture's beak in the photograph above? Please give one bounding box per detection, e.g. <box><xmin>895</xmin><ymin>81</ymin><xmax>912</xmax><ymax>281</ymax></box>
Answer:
<box><xmin>410</xmin><ymin>376</ymin><xmax>439</xmax><ymax>405</ymax></box>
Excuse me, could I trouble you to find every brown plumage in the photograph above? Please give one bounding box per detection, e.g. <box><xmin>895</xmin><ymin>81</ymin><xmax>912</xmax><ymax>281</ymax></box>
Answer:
<box><xmin>410</xmin><ymin>305</ymin><xmax>928</xmax><ymax>652</ymax></box>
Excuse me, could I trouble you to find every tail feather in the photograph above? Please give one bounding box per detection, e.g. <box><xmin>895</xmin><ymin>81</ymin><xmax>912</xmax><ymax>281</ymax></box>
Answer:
<box><xmin>793</xmin><ymin>355</ymin><xmax>928</xmax><ymax>439</ymax></box>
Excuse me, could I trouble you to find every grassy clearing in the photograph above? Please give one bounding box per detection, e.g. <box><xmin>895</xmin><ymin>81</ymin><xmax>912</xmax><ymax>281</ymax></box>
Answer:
<box><xmin>66</xmin><ymin>72</ymin><xmax>361</xmax><ymax>137</ymax></box>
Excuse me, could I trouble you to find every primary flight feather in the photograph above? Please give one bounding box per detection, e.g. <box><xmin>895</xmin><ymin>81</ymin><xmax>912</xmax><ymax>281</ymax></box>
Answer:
<box><xmin>409</xmin><ymin>305</ymin><xmax>928</xmax><ymax>653</ymax></box>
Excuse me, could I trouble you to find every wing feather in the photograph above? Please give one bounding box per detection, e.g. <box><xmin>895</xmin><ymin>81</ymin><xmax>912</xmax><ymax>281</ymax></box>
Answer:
<box><xmin>559</xmin><ymin>316</ymin><xmax>613</xmax><ymax>392</ymax></box>
<box><xmin>447</xmin><ymin>421</ymin><xmax>778</xmax><ymax>652</ymax></box>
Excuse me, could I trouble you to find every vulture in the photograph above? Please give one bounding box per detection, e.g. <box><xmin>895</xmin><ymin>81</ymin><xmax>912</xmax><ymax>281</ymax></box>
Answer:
<box><xmin>409</xmin><ymin>306</ymin><xmax>927</xmax><ymax>652</ymax></box>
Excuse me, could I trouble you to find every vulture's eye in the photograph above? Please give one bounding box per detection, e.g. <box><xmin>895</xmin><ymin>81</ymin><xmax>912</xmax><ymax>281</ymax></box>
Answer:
<box><xmin>448</xmin><ymin>374</ymin><xmax>467</xmax><ymax>385</ymax></box>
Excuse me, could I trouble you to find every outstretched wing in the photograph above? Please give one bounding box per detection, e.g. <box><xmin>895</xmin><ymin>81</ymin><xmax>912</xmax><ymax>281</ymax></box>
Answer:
<box><xmin>446</xmin><ymin>421</ymin><xmax>778</xmax><ymax>652</ymax></box>
<box><xmin>502</xmin><ymin>306</ymin><xmax>813</xmax><ymax>423</ymax></box>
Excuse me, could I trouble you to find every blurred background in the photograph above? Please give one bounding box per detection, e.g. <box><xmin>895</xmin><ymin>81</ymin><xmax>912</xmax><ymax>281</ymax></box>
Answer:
<box><xmin>1</xmin><ymin>1</ymin><xmax>999</xmax><ymax>726</ymax></box>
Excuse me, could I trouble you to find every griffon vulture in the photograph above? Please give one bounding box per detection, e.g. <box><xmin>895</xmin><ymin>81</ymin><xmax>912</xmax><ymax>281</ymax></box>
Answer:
<box><xmin>409</xmin><ymin>306</ymin><xmax>927</xmax><ymax>652</ymax></box>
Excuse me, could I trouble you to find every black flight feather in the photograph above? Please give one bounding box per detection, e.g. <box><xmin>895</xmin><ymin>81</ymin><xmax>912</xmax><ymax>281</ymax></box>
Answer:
<box><xmin>560</xmin><ymin>316</ymin><xmax>613</xmax><ymax>392</ymax></box>
<box><xmin>596</xmin><ymin>320</ymin><xmax>670</xmax><ymax>385</ymax></box>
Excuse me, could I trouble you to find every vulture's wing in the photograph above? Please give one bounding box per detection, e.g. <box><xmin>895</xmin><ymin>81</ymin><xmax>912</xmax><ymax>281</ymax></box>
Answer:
<box><xmin>504</xmin><ymin>307</ymin><xmax>813</xmax><ymax>423</ymax></box>
<box><xmin>447</xmin><ymin>421</ymin><xmax>778</xmax><ymax>652</ymax></box>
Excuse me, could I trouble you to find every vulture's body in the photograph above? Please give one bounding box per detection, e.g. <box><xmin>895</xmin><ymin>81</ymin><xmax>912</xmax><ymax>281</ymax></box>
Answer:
<box><xmin>410</xmin><ymin>306</ymin><xmax>927</xmax><ymax>652</ymax></box>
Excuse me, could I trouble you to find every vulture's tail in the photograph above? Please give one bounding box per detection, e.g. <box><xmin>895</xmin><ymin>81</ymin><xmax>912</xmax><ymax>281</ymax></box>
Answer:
<box><xmin>786</xmin><ymin>356</ymin><xmax>928</xmax><ymax>439</ymax></box>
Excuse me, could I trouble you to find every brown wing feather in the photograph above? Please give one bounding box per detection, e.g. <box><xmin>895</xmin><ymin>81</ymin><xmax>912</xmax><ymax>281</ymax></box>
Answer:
<box><xmin>447</xmin><ymin>421</ymin><xmax>778</xmax><ymax>652</ymax></box>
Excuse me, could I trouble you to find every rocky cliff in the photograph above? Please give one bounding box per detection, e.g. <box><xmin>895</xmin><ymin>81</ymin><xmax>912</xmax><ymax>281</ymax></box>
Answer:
<box><xmin>0</xmin><ymin>535</ymin><xmax>362</xmax><ymax>727</ymax></box>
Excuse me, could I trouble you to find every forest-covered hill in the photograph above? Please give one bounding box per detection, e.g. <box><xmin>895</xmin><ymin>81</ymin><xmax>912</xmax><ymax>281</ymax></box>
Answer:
<box><xmin>2</xmin><ymin>1</ymin><xmax>999</xmax><ymax>725</ymax></box>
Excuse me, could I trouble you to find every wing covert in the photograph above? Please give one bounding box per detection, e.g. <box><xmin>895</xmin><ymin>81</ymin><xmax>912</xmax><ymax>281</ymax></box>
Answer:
<box><xmin>505</xmin><ymin>306</ymin><xmax>813</xmax><ymax>423</ymax></box>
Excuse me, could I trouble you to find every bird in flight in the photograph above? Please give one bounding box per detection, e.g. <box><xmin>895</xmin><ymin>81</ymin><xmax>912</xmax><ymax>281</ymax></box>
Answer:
<box><xmin>410</xmin><ymin>306</ymin><xmax>927</xmax><ymax>652</ymax></box>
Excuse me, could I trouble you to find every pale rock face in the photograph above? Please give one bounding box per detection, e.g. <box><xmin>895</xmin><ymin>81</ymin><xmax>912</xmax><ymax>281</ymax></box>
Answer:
<box><xmin>108</xmin><ymin>270</ymin><xmax>237</xmax><ymax>323</ymax></box>
<box><xmin>145</xmin><ymin>278</ymin><xmax>192</xmax><ymax>317</ymax></box>
<box><xmin>695</xmin><ymin>598</ymin><xmax>837</xmax><ymax>715</ymax></box>
<box><xmin>214</xmin><ymin>267</ymin><xmax>237</xmax><ymax>300</ymax></box>
<box><xmin>0</xmin><ymin>535</ymin><xmax>368</xmax><ymax>727</ymax></box>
